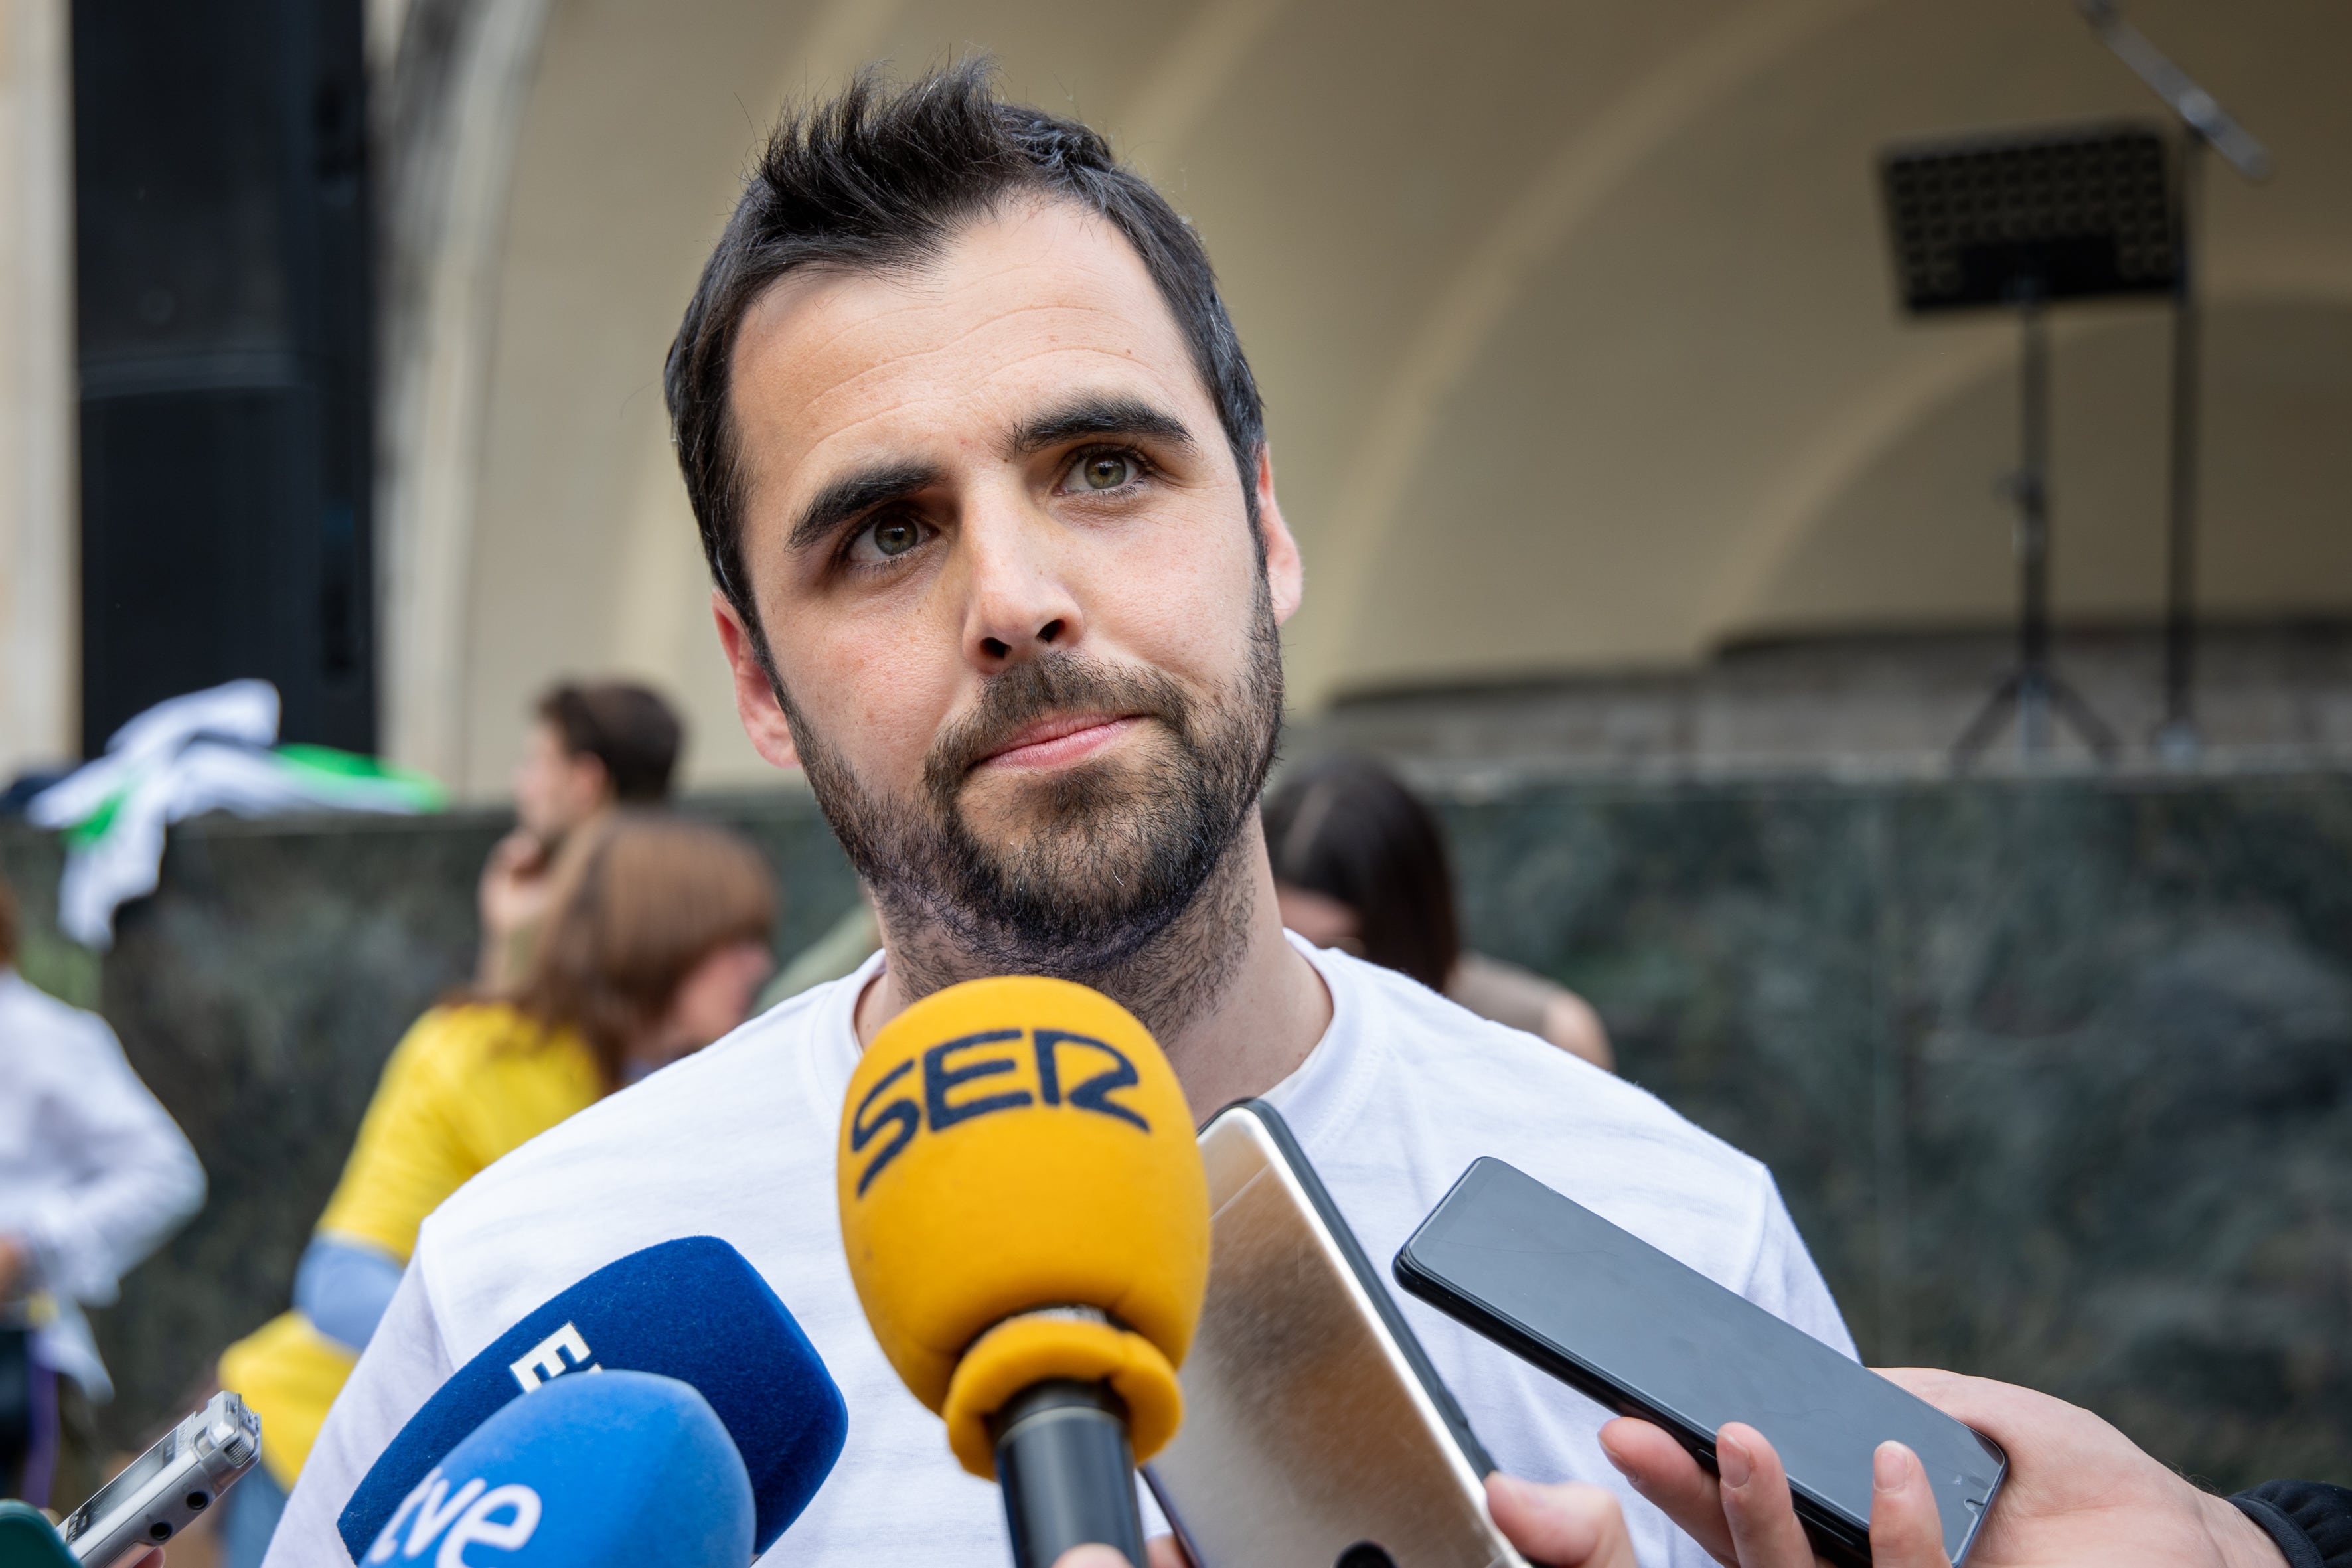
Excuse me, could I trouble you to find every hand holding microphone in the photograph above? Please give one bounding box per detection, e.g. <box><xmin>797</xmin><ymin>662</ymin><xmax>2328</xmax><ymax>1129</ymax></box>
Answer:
<box><xmin>836</xmin><ymin>977</ymin><xmax>1211</xmax><ymax>1568</ymax></box>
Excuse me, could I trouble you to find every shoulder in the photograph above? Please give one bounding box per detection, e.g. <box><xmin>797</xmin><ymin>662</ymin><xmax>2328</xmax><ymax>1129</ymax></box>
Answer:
<box><xmin>387</xmin><ymin>1002</ymin><xmax>576</xmax><ymax>1085</ymax></box>
<box><xmin>433</xmin><ymin>975</ymin><xmax>844</xmax><ymax>1209</ymax></box>
<box><xmin>1447</xmin><ymin>951</ymin><xmax>1558</xmax><ymax>1019</ymax></box>
<box><xmin>412</xmin><ymin>978</ymin><xmax>848</xmax><ymax>1334</ymax></box>
<box><xmin>0</xmin><ymin>971</ymin><xmax>124</xmax><ymax>1061</ymax></box>
<box><xmin>1307</xmin><ymin>947</ymin><xmax>1778</xmax><ymax>1273</ymax></box>
<box><xmin>394</xmin><ymin>1000</ymin><xmax>539</xmax><ymax>1058</ymax></box>
<box><xmin>1331</xmin><ymin>949</ymin><xmax>1719</xmax><ymax>1141</ymax></box>
<box><xmin>530</xmin><ymin>982</ymin><xmax>830</xmax><ymax>1152</ymax></box>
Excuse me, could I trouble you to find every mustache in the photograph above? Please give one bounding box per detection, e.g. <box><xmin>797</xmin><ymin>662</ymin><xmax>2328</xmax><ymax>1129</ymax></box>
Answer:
<box><xmin>922</xmin><ymin>653</ymin><xmax>1194</xmax><ymax>803</ymax></box>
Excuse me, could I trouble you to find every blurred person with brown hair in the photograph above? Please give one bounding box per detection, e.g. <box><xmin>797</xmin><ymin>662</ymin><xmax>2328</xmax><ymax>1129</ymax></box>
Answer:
<box><xmin>476</xmin><ymin>680</ymin><xmax>686</xmax><ymax>990</ymax></box>
<box><xmin>212</xmin><ymin>815</ymin><xmax>773</xmax><ymax>1565</ymax></box>
<box><xmin>1265</xmin><ymin>755</ymin><xmax>1614</xmax><ymax>1069</ymax></box>
<box><xmin>0</xmin><ymin>869</ymin><xmax>206</xmax><ymax>1510</ymax></box>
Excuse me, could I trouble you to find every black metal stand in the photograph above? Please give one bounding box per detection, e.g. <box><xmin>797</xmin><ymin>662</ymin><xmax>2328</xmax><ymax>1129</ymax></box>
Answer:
<box><xmin>1880</xmin><ymin>124</ymin><xmax>2174</xmax><ymax>770</ymax></box>
<box><xmin>1885</xmin><ymin>18</ymin><xmax>2270</xmax><ymax>769</ymax></box>
<box><xmin>2073</xmin><ymin>0</ymin><xmax>2274</xmax><ymax>761</ymax></box>
<box><xmin>2152</xmin><ymin>130</ymin><xmax>2205</xmax><ymax>760</ymax></box>
<box><xmin>1952</xmin><ymin>292</ymin><xmax>2120</xmax><ymax>769</ymax></box>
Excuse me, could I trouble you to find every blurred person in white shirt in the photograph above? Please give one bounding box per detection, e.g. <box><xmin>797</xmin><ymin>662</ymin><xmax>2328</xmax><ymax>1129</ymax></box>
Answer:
<box><xmin>0</xmin><ymin>867</ymin><xmax>205</xmax><ymax>1508</ymax></box>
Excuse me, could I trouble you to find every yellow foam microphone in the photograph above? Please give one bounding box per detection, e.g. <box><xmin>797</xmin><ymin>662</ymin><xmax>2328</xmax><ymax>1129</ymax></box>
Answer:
<box><xmin>838</xmin><ymin>976</ymin><xmax>1210</xmax><ymax>1568</ymax></box>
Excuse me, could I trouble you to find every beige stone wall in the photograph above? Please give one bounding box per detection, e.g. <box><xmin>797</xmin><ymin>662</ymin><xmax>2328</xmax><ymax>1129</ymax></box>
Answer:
<box><xmin>8</xmin><ymin>1</ymin><xmax>2333</xmax><ymax>793</ymax></box>
<box><xmin>0</xmin><ymin>0</ymin><xmax>76</xmax><ymax>778</ymax></box>
<box><xmin>400</xmin><ymin>0</ymin><xmax>2351</xmax><ymax>797</ymax></box>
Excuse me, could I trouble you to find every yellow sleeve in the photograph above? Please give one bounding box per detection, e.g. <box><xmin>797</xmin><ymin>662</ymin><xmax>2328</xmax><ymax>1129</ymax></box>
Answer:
<box><xmin>314</xmin><ymin>1008</ymin><xmax>481</xmax><ymax>1263</ymax></box>
<box><xmin>217</xmin><ymin>1006</ymin><xmax>599</xmax><ymax>1488</ymax></box>
<box><xmin>315</xmin><ymin>1004</ymin><xmax>603</xmax><ymax>1262</ymax></box>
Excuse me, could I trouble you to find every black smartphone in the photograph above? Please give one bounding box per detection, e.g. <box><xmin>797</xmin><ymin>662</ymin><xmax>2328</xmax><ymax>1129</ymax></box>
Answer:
<box><xmin>1394</xmin><ymin>1158</ymin><xmax>2005</xmax><ymax>1567</ymax></box>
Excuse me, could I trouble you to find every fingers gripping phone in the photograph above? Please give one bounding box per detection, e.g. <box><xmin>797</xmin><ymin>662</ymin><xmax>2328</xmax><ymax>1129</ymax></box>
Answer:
<box><xmin>1396</xmin><ymin>1159</ymin><xmax>2007</xmax><ymax>1568</ymax></box>
<box><xmin>1143</xmin><ymin>1101</ymin><xmax>1526</xmax><ymax>1568</ymax></box>
<box><xmin>58</xmin><ymin>1390</ymin><xmax>261</xmax><ymax>1565</ymax></box>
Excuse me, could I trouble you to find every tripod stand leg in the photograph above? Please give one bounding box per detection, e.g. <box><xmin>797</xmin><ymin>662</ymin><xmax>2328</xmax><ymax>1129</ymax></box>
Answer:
<box><xmin>1951</xmin><ymin>671</ymin><xmax>2025</xmax><ymax>770</ymax></box>
<box><xmin>1950</xmin><ymin>291</ymin><xmax>2121</xmax><ymax>770</ymax></box>
<box><xmin>2046</xmin><ymin>674</ymin><xmax>2122</xmax><ymax>761</ymax></box>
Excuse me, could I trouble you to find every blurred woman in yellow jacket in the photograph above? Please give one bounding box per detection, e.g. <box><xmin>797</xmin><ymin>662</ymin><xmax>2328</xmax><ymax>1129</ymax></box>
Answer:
<box><xmin>214</xmin><ymin>814</ymin><xmax>775</xmax><ymax>1563</ymax></box>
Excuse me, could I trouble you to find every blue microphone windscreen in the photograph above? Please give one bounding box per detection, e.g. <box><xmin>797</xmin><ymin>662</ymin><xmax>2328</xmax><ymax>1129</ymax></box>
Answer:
<box><xmin>339</xmin><ymin>1237</ymin><xmax>846</xmax><ymax>1559</ymax></box>
<box><xmin>356</xmin><ymin>1371</ymin><xmax>751</xmax><ymax>1568</ymax></box>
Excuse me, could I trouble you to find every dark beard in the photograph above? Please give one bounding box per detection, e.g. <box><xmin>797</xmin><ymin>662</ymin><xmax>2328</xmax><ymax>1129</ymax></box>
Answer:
<box><xmin>775</xmin><ymin>598</ymin><xmax>1283</xmax><ymax>1040</ymax></box>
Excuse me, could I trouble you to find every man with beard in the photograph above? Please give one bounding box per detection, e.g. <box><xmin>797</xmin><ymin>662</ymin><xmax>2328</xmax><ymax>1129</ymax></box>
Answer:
<box><xmin>263</xmin><ymin>65</ymin><xmax>1850</xmax><ymax>1567</ymax></box>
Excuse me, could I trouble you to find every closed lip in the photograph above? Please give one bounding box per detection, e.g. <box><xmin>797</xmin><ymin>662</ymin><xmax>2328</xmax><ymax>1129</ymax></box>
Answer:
<box><xmin>977</xmin><ymin>712</ymin><xmax>1142</xmax><ymax>768</ymax></box>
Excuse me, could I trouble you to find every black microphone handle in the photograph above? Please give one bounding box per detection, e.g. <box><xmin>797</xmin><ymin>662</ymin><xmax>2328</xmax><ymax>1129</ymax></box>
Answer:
<box><xmin>990</xmin><ymin>1379</ymin><xmax>1146</xmax><ymax>1568</ymax></box>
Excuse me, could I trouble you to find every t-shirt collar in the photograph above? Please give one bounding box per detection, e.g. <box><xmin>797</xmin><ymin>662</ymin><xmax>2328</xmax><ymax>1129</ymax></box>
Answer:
<box><xmin>808</xmin><ymin>933</ymin><xmax>1369</xmax><ymax>1140</ymax></box>
<box><xmin>1255</xmin><ymin>931</ymin><xmax>1375</xmax><ymax>1148</ymax></box>
<box><xmin>811</xmin><ymin>947</ymin><xmax>890</xmax><ymax>1105</ymax></box>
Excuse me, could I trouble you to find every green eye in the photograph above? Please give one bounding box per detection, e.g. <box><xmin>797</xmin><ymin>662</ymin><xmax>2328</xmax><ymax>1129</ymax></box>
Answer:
<box><xmin>1080</xmin><ymin>454</ymin><xmax>1134</xmax><ymax>490</ymax></box>
<box><xmin>870</xmin><ymin>519</ymin><xmax>921</xmax><ymax>556</ymax></box>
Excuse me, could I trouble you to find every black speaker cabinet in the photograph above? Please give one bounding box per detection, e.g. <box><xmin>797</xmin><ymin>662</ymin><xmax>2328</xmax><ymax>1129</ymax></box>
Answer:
<box><xmin>73</xmin><ymin>0</ymin><xmax>374</xmax><ymax>757</ymax></box>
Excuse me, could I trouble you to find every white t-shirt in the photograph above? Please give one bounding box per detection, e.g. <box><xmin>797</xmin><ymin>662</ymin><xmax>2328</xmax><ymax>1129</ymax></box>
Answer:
<box><xmin>0</xmin><ymin>968</ymin><xmax>206</xmax><ymax>1400</ymax></box>
<box><xmin>267</xmin><ymin>936</ymin><xmax>1853</xmax><ymax>1567</ymax></box>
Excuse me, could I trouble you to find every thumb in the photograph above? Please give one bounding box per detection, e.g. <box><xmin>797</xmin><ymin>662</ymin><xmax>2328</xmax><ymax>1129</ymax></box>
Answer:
<box><xmin>1486</xmin><ymin>1472</ymin><xmax>1640</xmax><ymax>1568</ymax></box>
<box><xmin>1868</xmin><ymin>1443</ymin><xmax>1954</xmax><ymax>1568</ymax></box>
<box><xmin>1054</xmin><ymin>1548</ymin><xmax>1135</xmax><ymax>1568</ymax></box>
<box><xmin>1052</xmin><ymin>1534</ymin><xmax>1194</xmax><ymax>1568</ymax></box>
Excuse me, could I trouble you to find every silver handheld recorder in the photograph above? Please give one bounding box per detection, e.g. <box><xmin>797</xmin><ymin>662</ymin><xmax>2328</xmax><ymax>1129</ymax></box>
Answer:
<box><xmin>58</xmin><ymin>1389</ymin><xmax>262</xmax><ymax>1565</ymax></box>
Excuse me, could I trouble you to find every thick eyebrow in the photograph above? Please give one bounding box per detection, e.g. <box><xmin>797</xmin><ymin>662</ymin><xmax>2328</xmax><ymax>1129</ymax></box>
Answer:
<box><xmin>785</xmin><ymin>459</ymin><xmax>945</xmax><ymax>553</ymax></box>
<box><xmin>1007</xmin><ymin>395</ymin><xmax>1198</xmax><ymax>459</ymax></box>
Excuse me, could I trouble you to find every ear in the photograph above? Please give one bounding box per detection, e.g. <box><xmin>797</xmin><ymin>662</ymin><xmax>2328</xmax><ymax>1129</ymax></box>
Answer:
<box><xmin>712</xmin><ymin>589</ymin><xmax>801</xmax><ymax>771</ymax></box>
<box><xmin>1251</xmin><ymin>444</ymin><xmax>1304</xmax><ymax>626</ymax></box>
<box><xmin>570</xmin><ymin>751</ymin><xmax>615</xmax><ymax>805</ymax></box>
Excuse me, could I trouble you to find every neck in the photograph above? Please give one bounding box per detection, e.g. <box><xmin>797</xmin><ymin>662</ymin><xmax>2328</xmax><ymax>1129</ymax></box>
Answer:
<box><xmin>620</xmin><ymin>1024</ymin><xmax>684</xmax><ymax>1087</ymax></box>
<box><xmin>855</xmin><ymin>820</ymin><xmax>1331</xmax><ymax>1120</ymax></box>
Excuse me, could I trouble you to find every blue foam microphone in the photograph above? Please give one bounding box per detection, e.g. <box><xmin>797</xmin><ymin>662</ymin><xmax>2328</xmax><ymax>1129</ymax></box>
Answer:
<box><xmin>339</xmin><ymin>1237</ymin><xmax>845</xmax><ymax>1559</ymax></box>
<box><xmin>358</xmin><ymin>1371</ymin><xmax>751</xmax><ymax>1567</ymax></box>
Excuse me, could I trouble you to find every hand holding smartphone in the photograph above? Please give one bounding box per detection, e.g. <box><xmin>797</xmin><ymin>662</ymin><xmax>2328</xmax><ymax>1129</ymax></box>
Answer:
<box><xmin>1396</xmin><ymin>1160</ymin><xmax>2006</xmax><ymax>1567</ymax></box>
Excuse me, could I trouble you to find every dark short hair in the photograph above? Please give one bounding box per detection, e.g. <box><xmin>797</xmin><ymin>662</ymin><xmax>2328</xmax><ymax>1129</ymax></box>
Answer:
<box><xmin>664</xmin><ymin>60</ymin><xmax>1267</xmax><ymax>662</ymax></box>
<box><xmin>1263</xmin><ymin>755</ymin><xmax>1462</xmax><ymax>992</ymax></box>
<box><xmin>536</xmin><ymin>682</ymin><xmax>684</xmax><ymax>804</ymax></box>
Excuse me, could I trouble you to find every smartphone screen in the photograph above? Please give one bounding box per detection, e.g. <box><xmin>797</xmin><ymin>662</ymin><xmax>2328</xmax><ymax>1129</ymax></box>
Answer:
<box><xmin>1395</xmin><ymin>1158</ymin><xmax>2005</xmax><ymax>1567</ymax></box>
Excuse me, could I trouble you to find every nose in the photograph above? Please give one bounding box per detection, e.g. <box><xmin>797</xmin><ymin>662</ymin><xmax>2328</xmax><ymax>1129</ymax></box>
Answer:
<box><xmin>958</xmin><ymin>491</ymin><xmax>1084</xmax><ymax>672</ymax></box>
